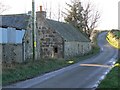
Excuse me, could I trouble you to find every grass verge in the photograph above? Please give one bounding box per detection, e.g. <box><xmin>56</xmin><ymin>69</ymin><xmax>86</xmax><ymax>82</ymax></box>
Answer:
<box><xmin>98</xmin><ymin>59</ymin><xmax>120</xmax><ymax>88</ymax></box>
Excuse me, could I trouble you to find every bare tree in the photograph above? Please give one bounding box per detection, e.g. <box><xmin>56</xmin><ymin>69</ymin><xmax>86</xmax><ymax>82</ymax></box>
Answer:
<box><xmin>0</xmin><ymin>2</ymin><xmax>8</xmax><ymax>14</ymax></box>
<box><xmin>49</xmin><ymin>2</ymin><xmax>52</xmax><ymax>19</ymax></box>
<box><xmin>82</xmin><ymin>3</ymin><xmax>100</xmax><ymax>37</ymax></box>
<box><xmin>58</xmin><ymin>3</ymin><xmax>61</xmax><ymax>21</ymax></box>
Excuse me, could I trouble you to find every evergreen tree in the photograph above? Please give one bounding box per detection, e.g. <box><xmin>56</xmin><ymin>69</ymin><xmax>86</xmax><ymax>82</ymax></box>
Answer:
<box><xmin>64</xmin><ymin>0</ymin><xmax>84</xmax><ymax>32</ymax></box>
<box><xmin>64</xmin><ymin>0</ymin><xmax>100</xmax><ymax>38</ymax></box>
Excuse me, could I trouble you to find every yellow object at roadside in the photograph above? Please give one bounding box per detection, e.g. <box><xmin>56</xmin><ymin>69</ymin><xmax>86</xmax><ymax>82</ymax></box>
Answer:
<box><xmin>68</xmin><ymin>60</ymin><xmax>74</xmax><ymax>64</ymax></box>
<box><xmin>34</xmin><ymin>41</ymin><xmax>36</xmax><ymax>47</ymax></box>
<box><xmin>106</xmin><ymin>32</ymin><xmax>120</xmax><ymax>49</ymax></box>
<box><xmin>114</xmin><ymin>63</ymin><xmax>120</xmax><ymax>67</ymax></box>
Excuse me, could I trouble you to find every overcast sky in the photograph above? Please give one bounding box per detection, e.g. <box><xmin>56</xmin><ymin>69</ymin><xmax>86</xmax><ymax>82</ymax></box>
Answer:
<box><xmin>0</xmin><ymin>0</ymin><xmax>120</xmax><ymax>30</ymax></box>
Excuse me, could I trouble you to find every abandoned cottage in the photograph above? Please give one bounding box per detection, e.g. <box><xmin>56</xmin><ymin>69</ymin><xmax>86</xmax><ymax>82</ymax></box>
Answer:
<box><xmin>0</xmin><ymin>7</ymin><xmax>91</xmax><ymax>63</ymax></box>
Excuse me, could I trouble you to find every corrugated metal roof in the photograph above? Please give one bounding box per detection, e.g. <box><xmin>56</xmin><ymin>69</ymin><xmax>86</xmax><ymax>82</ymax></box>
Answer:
<box><xmin>0</xmin><ymin>14</ymin><xmax>30</xmax><ymax>30</ymax></box>
<box><xmin>47</xmin><ymin>19</ymin><xmax>90</xmax><ymax>42</ymax></box>
<box><xmin>0</xmin><ymin>28</ymin><xmax>25</xmax><ymax>44</ymax></box>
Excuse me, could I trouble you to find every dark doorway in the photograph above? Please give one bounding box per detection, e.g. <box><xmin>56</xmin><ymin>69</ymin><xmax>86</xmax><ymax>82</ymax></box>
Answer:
<box><xmin>54</xmin><ymin>47</ymin><xmax>58</xmax><ymax>53</ymax></box>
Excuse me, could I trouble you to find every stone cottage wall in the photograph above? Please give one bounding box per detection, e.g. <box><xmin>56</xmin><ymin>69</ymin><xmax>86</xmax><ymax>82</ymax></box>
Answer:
<box><xmin>36</xmin><ymin>11</ymin><xmax>64</xmax><ymax>59</ymax></box>
<box><xmin>38</xmin><ymin>27</ymin><xmax>64</xmax><ymax>59</ymax></box>
<box><xmin>64</xmin><ymin>42</ymin><xmax>91</xmax><ymax>58</ymax></box>
<box><xmin>23</xmin><ymin>26</ymin><xmax>64</xmax><ymax>60</ymax></box>
<box><xmin>1</xmin><ymin>44</ymin><xmax>23</xmax><ymax>63</ymax></box>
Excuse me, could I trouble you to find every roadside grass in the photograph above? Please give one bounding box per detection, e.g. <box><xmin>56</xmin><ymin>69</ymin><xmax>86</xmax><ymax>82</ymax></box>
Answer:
<box><xmin>2</xmin><ymin>32</ymin><xmax>100</xmax><ymax>86</ymax></box>
<box><xmin>2</xmin><ymin>59</ymin><xmax>69</xmax><ymax>86</ymax></box>
<box><xmin>115</xmin><ymin>31</ymin><xmax>120</xmax><ymax>38</ymax></box>
<box><xmin>98</xmin><ymin>59</ymin><xmax>120</xmax><ymax>88</ymax></box>
<box><xmin>113</xmin><ymin>31</ymin><xmax>120</xmax><ymax>38</ymax></box>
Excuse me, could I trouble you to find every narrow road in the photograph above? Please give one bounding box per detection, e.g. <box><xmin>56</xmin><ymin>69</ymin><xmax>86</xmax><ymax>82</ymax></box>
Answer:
<box><xmin>30</xmin><ymin>32</ymin><xmax>118</xmax><ymax>88</ymax></box>
<box><xmin>4</xmin><ymin>32</ymin><xmax>118</xmax><ymax>89</ymax></box>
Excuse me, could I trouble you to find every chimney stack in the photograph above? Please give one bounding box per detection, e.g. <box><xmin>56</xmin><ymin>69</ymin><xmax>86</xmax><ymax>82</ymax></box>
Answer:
<box><xmin>36</xmin><ymin>5</ymin><xmax>46</xmax><ymax>19</ymax></box>
<box><xmin>40</xmin><ymin>6</ymin><xmax>42</xmax><ymax>11</ymax></box>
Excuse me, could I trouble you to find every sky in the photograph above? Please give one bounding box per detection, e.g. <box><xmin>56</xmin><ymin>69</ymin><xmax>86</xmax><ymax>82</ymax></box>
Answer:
<box><xmin>0</xmin><ymin>0</ymin><xmax>120</xmax><ymax>30</ymax></box>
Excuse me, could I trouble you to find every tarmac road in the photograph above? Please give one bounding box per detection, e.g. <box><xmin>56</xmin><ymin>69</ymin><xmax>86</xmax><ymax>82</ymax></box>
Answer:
<box><xmin>3</xmin><ymin>32</ymin><xmax>118</xmax><ymax>89</ymax></box>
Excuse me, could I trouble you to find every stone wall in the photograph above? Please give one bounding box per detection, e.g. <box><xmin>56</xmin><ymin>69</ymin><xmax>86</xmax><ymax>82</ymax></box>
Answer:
<box><xmin>36</xmin><ymin>11</ymin><xmax>64</xmax><ymax>59</ymax></box>
<box><xmin>24</xmin><ymin>28</ymin><xmax>64</xmax><ymax>59</ymax></box>
<box><xmin>38</xmin><ymin>27</ymin><xmax>64</xmax><ymax>59</ymax></box>
<box><xmin>23</xmin><ymin>30</ymin><xmax>33</xmax><ymax>61</ymax></box>
<box><xmin>23</xmin><ymin>20</ymin><xmax>64</xmax><ymax>60</ymax></box>
<box><xmin>64</xmin><ymin>41</ymin><xmax>91</xmax><ymax>58</ymax></box>
<box><xmin>1</xmin><ymin>44</ymin><xmax>23</xmax><ymax>63</ymax></box>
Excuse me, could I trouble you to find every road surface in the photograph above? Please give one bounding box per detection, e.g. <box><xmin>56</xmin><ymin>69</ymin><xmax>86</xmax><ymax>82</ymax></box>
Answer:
<box><xmin>4</xmin><ymin>32</ymin><xmax>118</xmax><ymax>89</ymax></box>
